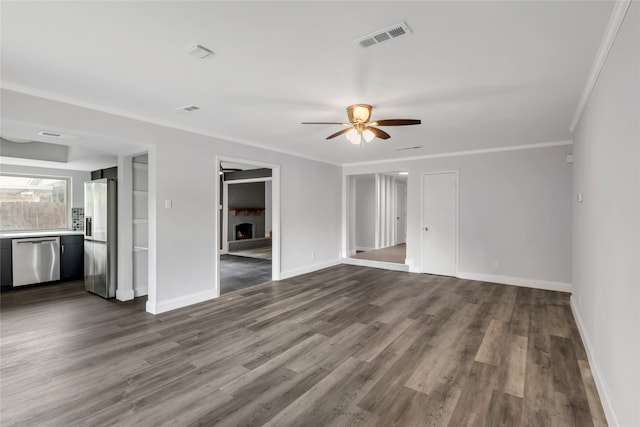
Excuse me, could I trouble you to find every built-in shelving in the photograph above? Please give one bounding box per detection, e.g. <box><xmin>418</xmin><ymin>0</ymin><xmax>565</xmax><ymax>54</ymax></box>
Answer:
<box><xmin>132</xmin><ymin>154</ymin><xmax>149</xmax><ymax>294</ymax></box>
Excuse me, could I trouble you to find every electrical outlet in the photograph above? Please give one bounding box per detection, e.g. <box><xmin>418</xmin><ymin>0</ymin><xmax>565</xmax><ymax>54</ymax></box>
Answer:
<box><xmin>492</xmin><ymin>259</ymin><xmax>499</xmax><ymax>271</ymax></box>
<box><xmin>310</xmin><ymin>251</ymin><xmax>316</xmax><ymax>259</ymax></box>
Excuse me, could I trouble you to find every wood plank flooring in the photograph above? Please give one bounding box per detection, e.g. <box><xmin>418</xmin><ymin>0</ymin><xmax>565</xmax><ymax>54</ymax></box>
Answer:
<box><xmin>220</xmin><ymin>254</ymin><xmax>272</xmax><ymax>294</ymax></box>
<box><xmin>352</xmin><ymin>244</ymin><xmax>406</xmax><ymax>264</ymax></box>
<box><xmin>0</xmin><ymin>265</ymin><xmax>607</xmax><ymax>426</ymax></box>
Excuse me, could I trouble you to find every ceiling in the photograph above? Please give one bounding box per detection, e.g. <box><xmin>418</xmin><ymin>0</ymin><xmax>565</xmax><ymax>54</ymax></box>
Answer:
<box><xmin>0</xmin><ymin>1</ymin><xmax>614</xmax><ymax>169</ymax></box>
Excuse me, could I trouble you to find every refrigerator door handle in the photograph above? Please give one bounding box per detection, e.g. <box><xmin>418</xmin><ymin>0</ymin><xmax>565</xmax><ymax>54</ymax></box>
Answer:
<box><xmin>86</xmin><ymin>217</ymin><xmax>92</xmax><ymax>236</ymax></box>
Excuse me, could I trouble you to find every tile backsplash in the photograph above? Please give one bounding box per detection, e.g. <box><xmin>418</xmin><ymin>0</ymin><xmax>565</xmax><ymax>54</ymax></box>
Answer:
<box><xmin>72</xmin><ymin>208</ymin><xmax>84</xmax><ymax>231</ymax></box>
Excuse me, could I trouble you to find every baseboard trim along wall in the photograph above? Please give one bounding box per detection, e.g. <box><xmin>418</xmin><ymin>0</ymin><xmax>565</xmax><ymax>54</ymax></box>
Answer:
<box><xmin>456</xmin><ymin>272</ymin><xmax>573</xmax><ymax>293</ymax></box>
<box><xmin>280</xmin><ymin>259</ymin><xmax>341</xmax><ymax>280</ymax></box>
<box><xmin>134</xmin><ymin>287</ymin><xmax>148</xmax><ymax>297</ymax></box>
<box><xmin>115</xmin><ymin>289</ymin><xmax>135</xmax><ymax>301</ymax></box>
<box><xmin>342</xmin><ymin>257</ymin><xmax>411</xmax><ymax>272</ymax></box>
<box><xmin>146</xmin><ymin>289</ymin><xmax>217</xmax><ymax>314</ymax></box>
<box><xmin>570</xmin><ymin>297</ymin><xmax>620</xmax><ymax>427</ymax></box>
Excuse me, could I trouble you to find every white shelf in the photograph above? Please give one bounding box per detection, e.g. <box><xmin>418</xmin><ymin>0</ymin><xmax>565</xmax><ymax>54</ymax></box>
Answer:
<box><xmin>133</xmin><ymin>218</ymin><xmax>148</xmax><ymax>224</ymax></box>
<box><xmin>133</xmin><ymin>190</ymin><xmax>148</xmax><ymax>196</ymax></box>
<box><xmin>133</xmin><ymin>246</ymin><xmax>149</xmax><ymax>252</ymax></box>
<box><xmin>133</xmin><ymin>162</ymin><xmax>148</xmax><ymax>170</ymax></box>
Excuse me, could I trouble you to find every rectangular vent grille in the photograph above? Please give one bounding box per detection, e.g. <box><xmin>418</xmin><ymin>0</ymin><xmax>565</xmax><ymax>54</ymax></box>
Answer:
<box><xmin>356</xmin><ymin>21</ymin><xmax>412</xmax><ymax>48</ymax></box>
<box><xmin>37</xmin><ymin>131</ymin><xmax>77</xmax><ymax>139</ymax></box>
<box><xmin>393</xmin><ymin>145</ymin><xmax>423</xmax><ymax>151</ymax></box>
<box><xmin>38</xmin><ymin>131</ymin><xmax>62</xmax><ymax>137</ymax></box>
<box><xmin>176</xmin><ymin>105</ymin><xmax>200</xmax><ymax>112</ymax></box>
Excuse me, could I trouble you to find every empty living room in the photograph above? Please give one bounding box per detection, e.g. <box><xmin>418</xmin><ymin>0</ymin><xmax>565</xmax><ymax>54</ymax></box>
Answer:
<box><xmin>0</xmin><ymin>1</ymin><xmax>638</xmax><ymax>426</ymax></box>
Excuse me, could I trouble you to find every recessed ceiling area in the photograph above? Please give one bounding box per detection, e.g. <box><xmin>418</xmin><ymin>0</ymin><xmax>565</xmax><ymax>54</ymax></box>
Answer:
<box><xmin>0</xmin><ymin>119</ymin><xmax>146</xmax><ymax>171</ymax></box>
<box><xmin>0</xmin><ymin>1</ymin><xmax>614</xmax><ymax>165</ymax></box>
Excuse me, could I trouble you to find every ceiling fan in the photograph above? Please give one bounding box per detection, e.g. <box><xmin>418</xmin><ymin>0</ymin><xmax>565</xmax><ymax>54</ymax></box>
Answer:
<box><xmin>302</xmin><ymin>104</ymin><xmax>421</xmax><ymax>145</ymax></box>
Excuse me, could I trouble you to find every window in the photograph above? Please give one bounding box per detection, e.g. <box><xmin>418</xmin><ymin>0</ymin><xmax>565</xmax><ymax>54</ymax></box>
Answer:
<box><xmin>0</xmin><ymin>174</ymin><xmax>70</xmax><ymax>231</ymax></box>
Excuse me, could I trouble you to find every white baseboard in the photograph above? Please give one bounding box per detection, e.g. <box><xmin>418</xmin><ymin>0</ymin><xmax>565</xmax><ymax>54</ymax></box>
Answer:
<box><xmin>115</xmin><ymin>288</ymin><xmax>135</xmax><ymax>301</ymax></box>
<box><xmin>570</xmin><ymin>297</ymin><xmax>620</xmax><ymax>427</ymax></box>
<box><xmin>134</xmin><ymin>286</ymin><xmax>148</xmax><ymax>297</ymax></box>
<box><xmin>280</xmin><ymin>259</ymin><xmax>341</xmax><ymax>280</ymax></box>
<box><xmin>405</xmin><ymin>258</ymin><xmax>421</xmax><ymax>273</ymax></box>
<box><xmin>341</xmin><ymin>257</ymin><xmax>410</xmax><ymax>272</ymax></box>
<box><xmin>456</xmin><ymin>272</ymin><xmax>572</xmax><ymax>293</ymax></box>
<box><xmin>146</xmin><ymin>289</ymin><xmax>217</xmax><ymax>314</ymax></box>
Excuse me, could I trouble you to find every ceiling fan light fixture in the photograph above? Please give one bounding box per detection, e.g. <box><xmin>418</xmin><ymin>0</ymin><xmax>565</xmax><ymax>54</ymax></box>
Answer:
<box><xmin>363</xmin><ymin>129</ymin><xmax>375</xmax><ymax>142</ymax></box>
<box><xmin>346</xmin><ymin>129</ymin><xmax>361</xmax><ymax>145</ymax></box>
<box><xmin>347</xmin><ymin>104</ymin><xmax>372</xmax><ymax>123</ymax></box>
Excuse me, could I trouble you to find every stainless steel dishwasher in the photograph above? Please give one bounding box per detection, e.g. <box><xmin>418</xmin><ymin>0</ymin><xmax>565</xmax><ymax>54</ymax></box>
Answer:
<box><xmin>12</xmin><ymin>237</ymin><xmax>61</xmax><ymax>286</ymax></box>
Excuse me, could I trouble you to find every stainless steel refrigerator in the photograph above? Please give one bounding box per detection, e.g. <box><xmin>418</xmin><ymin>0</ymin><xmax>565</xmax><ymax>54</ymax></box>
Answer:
<box><xmin>84</xmin><ymin>178</ymin><xmax>117</xmax><ymax>298</ymax></box>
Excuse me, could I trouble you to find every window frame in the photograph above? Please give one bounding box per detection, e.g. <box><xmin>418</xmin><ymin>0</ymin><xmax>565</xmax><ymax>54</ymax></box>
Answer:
<box><xmin>0</xmin><ymin>172</ymin><xmax>73</xmax><ymax>232</ymax></box>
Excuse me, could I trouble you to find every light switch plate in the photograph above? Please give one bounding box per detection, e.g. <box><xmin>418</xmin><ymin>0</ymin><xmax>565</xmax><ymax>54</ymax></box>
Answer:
<box><xmin>165</xmin><ymin>199</ymin><xmax>172</xmax><ymax>209</ymax></box>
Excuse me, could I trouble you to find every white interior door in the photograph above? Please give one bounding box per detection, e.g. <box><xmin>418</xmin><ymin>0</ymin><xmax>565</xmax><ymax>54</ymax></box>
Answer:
<box><xmin>396</xmin><ymin>182</ymin><xmax>407</xmax><ymax>244</ymax></box>
<box><xmin>422</xmin><ymin>171</ymin><xmax>457</xmax><ymax>276</ymax></box>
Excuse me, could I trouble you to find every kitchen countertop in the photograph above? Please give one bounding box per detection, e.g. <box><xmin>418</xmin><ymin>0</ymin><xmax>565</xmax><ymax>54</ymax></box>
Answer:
<box><xmin>0</xmin><ymin>230</ymin><xmax>84</xmax><ymax>239</ymax></box>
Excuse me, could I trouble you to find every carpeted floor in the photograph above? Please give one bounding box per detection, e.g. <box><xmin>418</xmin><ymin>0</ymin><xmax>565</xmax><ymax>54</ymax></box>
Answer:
<box><xmin>351</xmin><ymin>243</ymin><xmax>406</xmax><ymax>264</ymax></box>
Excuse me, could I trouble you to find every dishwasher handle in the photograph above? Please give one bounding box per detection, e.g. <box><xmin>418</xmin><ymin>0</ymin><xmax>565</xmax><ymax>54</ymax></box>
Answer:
<box><xmin>16</xmin><ymin>239</ymin><xmax>58</xmax><ymax>245</ymax></box>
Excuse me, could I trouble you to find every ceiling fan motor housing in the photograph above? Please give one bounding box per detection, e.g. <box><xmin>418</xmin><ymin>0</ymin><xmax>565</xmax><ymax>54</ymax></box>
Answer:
<box><xmin>347</xmin><ymin>104</ymin><xmax>372</xmax><ymax>124</ymax></box>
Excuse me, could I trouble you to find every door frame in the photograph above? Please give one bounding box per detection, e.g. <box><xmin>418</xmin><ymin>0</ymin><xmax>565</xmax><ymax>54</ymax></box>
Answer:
<box><xmin>222</xmin><ymin>176</ymin><xmax>273</xmax><ymax>254</ymax></box>
<box><xmin>215</xmin><ymin>155</ymin><xmax>281</xmax><ymax>298</ymax></box>
<box><xmin>395</xmin><ymin>181</ymin><xmax>407</xmax><ymax>245</ymax></box>
<box><xmin>420</xmin><ymin>170</ymin><xmax>459</xmax><ymax>276</ymax></box>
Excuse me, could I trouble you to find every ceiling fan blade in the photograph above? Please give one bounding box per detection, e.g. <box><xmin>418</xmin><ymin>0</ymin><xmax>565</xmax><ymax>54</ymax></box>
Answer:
<box><xmin>326</xmin><ymin>128</ymin><xmax>352</xmax><ymax>140</ymax></box>
<box><xmin>366</xmin><ymin>126</ymin><xmax>391</xmax><ymax>140</ymax></box>
<box><xmin>371</xmin><ymin>119</ymin><xmax>421</xmax><ymax>126</ymax></box>
<box><xmin>301</xmin><ymin>122</ymin><xmax>350</xmax><ymax>125</ymax></box>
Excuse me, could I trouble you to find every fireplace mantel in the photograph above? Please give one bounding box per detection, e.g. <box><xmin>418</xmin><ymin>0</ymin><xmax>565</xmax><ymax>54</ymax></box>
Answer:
<box><xmin>229</xmin><ymin>207</ymin><xmax>264</xmax><ymax>217</ymax></box>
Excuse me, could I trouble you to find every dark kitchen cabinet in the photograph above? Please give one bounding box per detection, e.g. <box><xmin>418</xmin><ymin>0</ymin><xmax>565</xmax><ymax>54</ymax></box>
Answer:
<box><xmin>0</xmin><ymin>238</ymin><xmax>12</xmax><ymax>289</ymax></box>
<box><xmin>60</xmin><ymin>235</ymin><xmax>83</xmax><ymax>281</ymax></box>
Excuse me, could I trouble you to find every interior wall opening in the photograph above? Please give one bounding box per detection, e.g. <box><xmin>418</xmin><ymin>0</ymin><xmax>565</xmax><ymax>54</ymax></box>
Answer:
<box><xmin>217</xmin><ymin>160</ymin><xmax>276</xmax><ymax>294</ymax></box>
<box><xmin>347</xmin><ymin>172</ymin><xmax>408</xmax><ymax>265</ymax></box>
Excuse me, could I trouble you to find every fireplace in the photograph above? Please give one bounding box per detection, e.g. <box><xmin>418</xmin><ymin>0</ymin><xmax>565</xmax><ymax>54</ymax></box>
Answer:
<box><xmin>235</xmin><ymin>223</ymin><xmax>253</xmax><ymax>240</ymax></box>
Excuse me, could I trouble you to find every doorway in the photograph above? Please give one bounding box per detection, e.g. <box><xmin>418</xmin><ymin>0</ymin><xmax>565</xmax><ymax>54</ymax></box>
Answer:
<box><xmin>421</xmin><ymin>171</ymin><xmax>458</xmax><ymax>276</ymax></box>
<box><xmin>347</xmin><ymin>172</ymin><xmax>408</xmax><ymax>266</ymax></box>
<box><xmin>216</xmin><ymin>157</ymin><xmax>280</xmax><ymax>295</ymax></box>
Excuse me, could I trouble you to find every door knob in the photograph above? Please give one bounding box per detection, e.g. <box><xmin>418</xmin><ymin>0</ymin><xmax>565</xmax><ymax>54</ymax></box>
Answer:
<box><xmin>424</xmin><ymin>226</ymin><xmax>429</xmax><ymax>231</ymax></box>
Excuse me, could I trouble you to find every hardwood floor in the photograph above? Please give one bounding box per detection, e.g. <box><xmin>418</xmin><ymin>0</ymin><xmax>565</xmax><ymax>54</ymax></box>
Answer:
<box><xmin>0</xmin><ymin>265</ymin><xmax>607</xmax><ymax>426</ymax></box>
<box><xmin>352</xmin><ymin>244</ymin><xmax>406</xmax><ymax>264</ymax></box>
<box><xmin>220</xmin><ymin>254</ymin><xmax>272</xmax><ymax>294</ymax></box>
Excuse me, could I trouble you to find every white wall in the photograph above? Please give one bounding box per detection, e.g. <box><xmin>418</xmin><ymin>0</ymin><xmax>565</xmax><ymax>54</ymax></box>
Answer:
<box><xmin>345</xmin><ymin>143</ymin><xmax>573</xmax><ymax>289</ymax></box>
<box><xmin>571</xmin><ymin>3</ymin><xmax>639</xmax><ymax>426</ymax></box>
<box><xmin>355</xmin><ymin>174</ymin><xmax>375</xmax><ymax>250</ymax></box>
<box><xmin>0</xmin><ymin>163</ymin><xmax>90</xmax><ymax>208</ymax></box>
<box><xmin>1</xmin><ymin>89</ymin><xmax>342</xmax><ymax>313</ymax></box>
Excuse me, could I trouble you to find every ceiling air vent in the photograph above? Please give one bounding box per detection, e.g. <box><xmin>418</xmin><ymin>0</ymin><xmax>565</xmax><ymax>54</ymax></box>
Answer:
<box><xmin>37</xmin><ymin>131</ymin><xmax>77</xmax><ymax>139</ymax></box>
<box><xmin>393</xmin><ymin>145</ymin><xmax>423</xmax><ymax>151</ymax></box>
<box><xmin>176</xmin><ymin>105</ymin><xmax>200</xmax><ymax>112</ymax></box>
<box><xmin>355</xmin><ymin>21</ymin><xmax>412</xmax><ymax>49</ymax></box>
<box><xmin>38</xmin><ymin>131</ymin><xmax>62</xmax><ymax>137</ymax></box>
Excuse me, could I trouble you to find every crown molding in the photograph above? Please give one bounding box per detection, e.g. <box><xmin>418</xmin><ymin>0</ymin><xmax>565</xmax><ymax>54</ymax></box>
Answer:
<box><xmin>342</xmin><ymin>140</ymin><xmax>573</xmax><ymax>168</ymax></box>
<box><xmin>569</xmin><ymin>0</ymin><xmax>632</xmax><ymax>132</ymax></box>
<box><xmin>0</xmin><ymin>84</ymin><xmax>341</xmax><ymax>167</ymax></box>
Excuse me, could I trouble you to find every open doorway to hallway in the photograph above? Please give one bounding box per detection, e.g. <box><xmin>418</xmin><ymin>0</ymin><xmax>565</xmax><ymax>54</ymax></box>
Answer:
<box><xmin>217</xmin><ymin>159</ymin><xmax>278</xmax><ymax>294</ymax></box>
<box><xmin>348</xmin><ymin>172</ymin><xmax>408</xmax><ymax>266</ymax></box>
